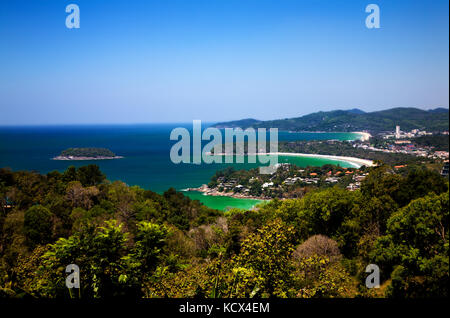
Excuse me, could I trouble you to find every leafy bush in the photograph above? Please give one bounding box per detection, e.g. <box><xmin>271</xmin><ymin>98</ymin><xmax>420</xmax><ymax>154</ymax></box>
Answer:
<box><xmin>293</xmin><ymin>235</ymin><xmax>341</xmax><ymax>261</ymax></box>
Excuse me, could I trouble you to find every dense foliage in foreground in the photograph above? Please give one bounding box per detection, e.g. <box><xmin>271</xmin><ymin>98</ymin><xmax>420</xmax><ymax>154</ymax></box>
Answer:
<box><xmin>0</xmin><ymin>164</ymin><xmax>448</xmax><ymax>298</ymax></box>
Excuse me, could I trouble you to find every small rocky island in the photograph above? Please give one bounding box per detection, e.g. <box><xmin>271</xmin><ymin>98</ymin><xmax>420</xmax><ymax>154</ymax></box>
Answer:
<box><xmin>53</xmin><ymin>147</ymin><xmax>123</xmax><ymax>160</ymax></box>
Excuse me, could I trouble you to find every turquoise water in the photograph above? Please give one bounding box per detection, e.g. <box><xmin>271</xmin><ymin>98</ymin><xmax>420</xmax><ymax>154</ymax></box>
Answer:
<box><xmin>0</xmin><ymin>124</ymin><xmax>358</xmax><ymax>210</ymax></box>
<box><xmin>183</xmin><ymin>191</ymin><xmax>266</xmax><ymax>211</ymax></box>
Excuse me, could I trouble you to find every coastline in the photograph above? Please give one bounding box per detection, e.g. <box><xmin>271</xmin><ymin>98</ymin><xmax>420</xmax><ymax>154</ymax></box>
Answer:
<box><xmin>189</xmin><ymin>132</ymin><xmax>374</xmax><ymax>202</ymax></box>
<box><xmin>190</xmin><ymin>151</ymin><xmax>374</xmax><ymax>201</ymax></box>
<box><xmin>286</xmin><ymin>130</ymin><xmax>371</xmax><ymax>141</ymax></box>
<box><xmin>271</xmin><ymin>152</ymin><xmax>375</xmax><ymax>168</ymax></box>
<box><xmin>353</xmin><ymin>131</ymin><xmax>372</xmax><ymax>141</ymax></box>
<box><xmin>184</xmin><ymin>185</ymin><xmax>270</xmax><ymax>201</ymax></box>
<box><xmin>183</xmin><ymin>190</ymin><xmax>266</xmax><ymax>211</ymax></box>
<box><xmin>208</xmin><ymin>152</ymin><xmax>375</xmax><ymax>168</ymax></box>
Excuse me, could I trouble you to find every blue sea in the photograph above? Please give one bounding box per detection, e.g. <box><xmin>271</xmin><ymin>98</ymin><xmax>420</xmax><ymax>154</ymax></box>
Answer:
<box><xmin>0</xmin><ymin>124</ymin><xmax>359</xmax><ymax>210</ymax></box>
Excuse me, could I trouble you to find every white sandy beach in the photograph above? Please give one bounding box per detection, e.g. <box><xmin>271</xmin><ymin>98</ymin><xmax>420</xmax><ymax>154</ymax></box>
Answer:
<box><xmin>269</xmin><ymin>152</ymin><xmax>375</xmax><ymax>168</ymax></box>
<box><xmin>206</xmin><ymin>133</ymin><xmax>374</xmax><ymax>168</ymax></box>
<box><xmin>208</xmin><ymin>152</ymin><xmax>375</xmax><ymax>168</ymax></box>
<box><xmin>267</xmin><ymin>131</ymin><xmax>374</xmax><ymax>167</ymax></box>
<box><xmin>353</xmin><ymin>131</ymin><xmax>372</xmax><ymax>141</ymax></box>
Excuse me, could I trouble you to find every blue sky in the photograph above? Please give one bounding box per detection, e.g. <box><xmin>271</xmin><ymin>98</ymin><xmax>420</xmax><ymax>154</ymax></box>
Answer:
<box><xmin>0</xmin><ymin>0</ymin><xmax>448</xmax><ymax>125</ymax></box>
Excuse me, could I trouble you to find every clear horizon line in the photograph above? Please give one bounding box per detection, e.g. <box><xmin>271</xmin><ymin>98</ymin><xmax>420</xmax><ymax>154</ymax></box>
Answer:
<box><xmin>0</xmin><ymin>121</ymin><xmax>220</xmax><ymax>128</ymax></box>
<box><xmin>0</xmin><ymin>106</ymin><xmax>448</xmax><ymax>127</ymax></box>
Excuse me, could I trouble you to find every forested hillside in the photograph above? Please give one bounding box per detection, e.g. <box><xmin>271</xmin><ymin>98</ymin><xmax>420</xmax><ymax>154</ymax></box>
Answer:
<box><xmin>213</xmin><ymin>108</ymin><xmax>449</xmax><ymax>132</ymax></box>
<box><xmin>0</xmin><ymin>164</ymin><xmax>448</xmax><ymax>298</ymax></box>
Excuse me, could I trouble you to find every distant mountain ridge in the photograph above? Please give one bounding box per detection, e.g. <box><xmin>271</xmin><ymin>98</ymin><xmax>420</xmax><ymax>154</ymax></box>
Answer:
<box><xmin>214</xmin><ymin>118</ymin><xmax>261</xmax><ymax>128</ymax></box>
<box><xmin>213</xmin><ymin>107</ymin><xmax>449</xmax><ymax>133</ymax></box>
<box><xmin>346</xmin><ymin>108</ymin><xmax>366</xmax><ymax>114</ymax></box>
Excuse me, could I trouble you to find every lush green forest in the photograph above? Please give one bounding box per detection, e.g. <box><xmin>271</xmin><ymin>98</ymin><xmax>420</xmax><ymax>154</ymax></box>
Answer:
<box><xmin>413</xmin><ymin>134</ymin><xmax>450</xmax><ymax>151</ymax></box>
<box><xmin>0</xmin><ymin>164</ymin><xmax>448</xmax><ymax>298</ymax></box>
<box><xmin>213</xmin><ymin>108</ymin><xmax>449</xmax><ymax>133</ymax></box>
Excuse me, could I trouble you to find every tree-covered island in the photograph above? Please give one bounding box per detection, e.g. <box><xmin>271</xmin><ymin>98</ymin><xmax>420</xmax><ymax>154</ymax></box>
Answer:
<box><xmin>53</xmin><ymin>148</ymin><xmax>123</xmax><ymax>160</ymax></box>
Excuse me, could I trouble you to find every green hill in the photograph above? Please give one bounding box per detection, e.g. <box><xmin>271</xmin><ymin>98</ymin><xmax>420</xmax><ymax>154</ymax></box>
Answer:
<box><xmin>213</xmin><ymin>118</ymin><xmax>261</xmax><ymax>128</ymax></box>
<box><xmin>213</xmin><ymin>107</ymin><xmax>449</xmax><ymax>133</ymax></box>
<box><xmin>60</xmin><ymin>147</ymin><xmax>116</xmax><ymax>158</ymax></box>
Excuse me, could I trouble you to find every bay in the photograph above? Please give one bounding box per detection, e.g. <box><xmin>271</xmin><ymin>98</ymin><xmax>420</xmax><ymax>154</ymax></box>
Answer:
<box><xmin>0</xmin><ymin>124</ymin><xmax>359</xmax><ymax>210</ymax></box>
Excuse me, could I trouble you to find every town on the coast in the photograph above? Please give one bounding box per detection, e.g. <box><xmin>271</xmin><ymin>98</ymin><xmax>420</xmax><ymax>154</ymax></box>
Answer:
<box><xmin>188</xmin><ymin>125</ymin><xmax>449</xmax><ymax>201</ymax></box>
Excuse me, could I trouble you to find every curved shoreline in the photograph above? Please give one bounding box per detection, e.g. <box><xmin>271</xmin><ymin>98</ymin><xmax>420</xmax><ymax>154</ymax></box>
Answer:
<box><xmin>191</xmin><ymin>151</ymin><xmax>375</xmax><ymax>202</ymax></box>
<box><xmin>208</xmin><ymin>152</ymin><xmax>374</xmax><ymax>168</ymax></box>
<box><xmin>183</xmin><ymin>190</ymin><xmax>266</xmax><ymax>210</ymax></box>
<box><xmin>272</xmin><ymin>152</ymin><xmax>375</xmax><ymax>168</ymax></box>
<box><xmin>284</xmin><ymin>131</ymin><xmax>371</xmax><ymax>141</ymax></box>
<box><xmin>353</xmin><ymin>131</ymin><xmax>372</xmax><ymax>141</ymax></box>
<box><xmin>183</xmin><ymin>185</ymin><xmax>270</xmax><ymax>201</ymax></box>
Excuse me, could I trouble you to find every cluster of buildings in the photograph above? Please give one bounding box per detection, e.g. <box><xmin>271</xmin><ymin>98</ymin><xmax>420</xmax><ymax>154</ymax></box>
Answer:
<box><xmin>216</xmin><ymin>177</ymin><xmax>245</xmax><ymax>191</ymax></box>
<box><xmin>357</xmin><ymin>141</ymin><xmax>448</xmax><ymax>159</ymax></box>
<box><xmin>284</xmin><ymin>176</ymin><xmax>319</xmax><ymax>185</ymax></box>
<box><xmin>210</xmin><ymin>128</ymin><xmax>449</xmax><ymax>198</ymax></box>
<box><xmin>432</xmin><ymin>151</ymin><xmax>450</xmax><ymax>160</ymax></box>
<box><xmin>383</xmin><ymin>126</ymin><xmax>433</xmax><ymax>140</ymax></box>
<box><xmin>213</xmin><ymin>164</ymin><xmax>372</xmax><ymax>196</ymax></box>
<box><xmin>283</xmin><ymin>169</ymin><xmax>360</xmax><ymax>186</ymax></box>
<box><xmin>346</xmin><ymin>173</ymin><xmax>368</xmax><ymax>191</ymax></box>
<box><xmin>357</xmin><ymin>125</ymin><xmax>449</xmax><ymax>160</ymax></box>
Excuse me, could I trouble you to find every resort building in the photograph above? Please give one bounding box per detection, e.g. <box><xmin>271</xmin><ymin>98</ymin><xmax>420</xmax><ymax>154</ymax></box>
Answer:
<box><xmin>395</xmin><ymin>125</ymin><xmax>401</xmax><ymax>139</ymax></box>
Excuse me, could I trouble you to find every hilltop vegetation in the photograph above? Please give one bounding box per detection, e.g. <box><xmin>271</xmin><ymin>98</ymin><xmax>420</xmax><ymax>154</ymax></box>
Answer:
<box><xmin>0</xmin><ymin>164</ymin><xmax>448</xmax><ymax>298</ymax></box>
<box><xmin>413</xmin><ymin>134</ymin><xmax>450</xmax><ymax>151</ymax></box>
<box><xmin>59</xmin><ymin>148</ymin><xmax>118</xmax><ymax>158</ymax></box>
<box><xmin>213</xmin><ymin>108</ymin><xmax>449</xmax><ymax>133</ymax></box>
<box><xmin>213</xmin><ymin>118</ymin><xmax>261</xmax><ymax>129</ymax></box>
